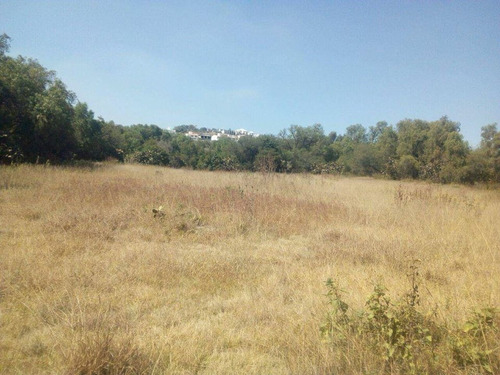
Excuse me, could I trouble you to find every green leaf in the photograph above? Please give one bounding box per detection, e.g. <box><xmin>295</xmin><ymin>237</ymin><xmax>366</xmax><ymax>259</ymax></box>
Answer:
<box><xmin>463</xmin><ymin>322</ymin><xmax>476</xmax><ymax>333</ymax></box>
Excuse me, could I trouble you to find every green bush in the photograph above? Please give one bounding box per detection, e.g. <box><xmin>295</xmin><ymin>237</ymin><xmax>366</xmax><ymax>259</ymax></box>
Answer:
<box><xmin>322</xmin><ymin>263</ymin><xmax>499</xmax><ymax>374</ymax></box>
<box><xmin>397</xmin><ymin>155</ymin><xmax>420</xmax><ymax>179</ymax></box>
<box><xmin>132</xmin><ymin>148</ymin><xmax>169</xmax><ymax>166</ymax></box>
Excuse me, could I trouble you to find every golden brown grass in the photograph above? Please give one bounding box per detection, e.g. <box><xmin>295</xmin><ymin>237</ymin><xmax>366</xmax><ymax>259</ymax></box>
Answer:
<box><xmin>0</xmin><ymin>164</ymin><xmax>499</xmax><ymax>374</ymax></box>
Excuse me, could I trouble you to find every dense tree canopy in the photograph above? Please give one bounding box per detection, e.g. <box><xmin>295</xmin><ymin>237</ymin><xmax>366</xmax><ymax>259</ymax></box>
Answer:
<box><xmin>1</xmin><ymin>34</ymin><xmax>498</xmax><ymax>184</ymax></box>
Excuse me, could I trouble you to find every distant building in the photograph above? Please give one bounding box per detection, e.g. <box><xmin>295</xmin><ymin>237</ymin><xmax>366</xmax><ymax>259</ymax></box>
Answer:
<box><xmin>183</xmin><ymin>128</ymin><xmax>259</xmax><ymax>141</ymax></box>
<box><xmin>235</xmin><ymin>128</ymin><xmax>248</xmax><ymax>135</ymax></box>
<box><xmin>187</xmin><ymin>131</ymin><xmax>200</xmax><ymax>140</ymax></box>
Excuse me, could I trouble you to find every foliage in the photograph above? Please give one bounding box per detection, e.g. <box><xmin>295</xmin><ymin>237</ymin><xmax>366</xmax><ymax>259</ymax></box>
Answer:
<box><xmin>320</xmin><ymin>279</ymin><xmax>352</xmax><ymax>342</ymax></box>
<box><xmin>321</xmin><ymin>263</ymin><xmax>499</xmax><ymax>374</ymax></box>
<box><xmin>131</xmin><ymin>147</ymin><xmax>169</xmax><ymax>166</ymax></box>
<box><xmin>397</xmin><ymin>155</ymin><xmax>420</xmax><ymax>179</ymax></box>
<box><xmin>1</xmin><ymin>34</ymin><xmax>500</xmax><ymax>185</ymax></box>
<box><xmin>450</xmin><ymin>307</ymin><xmax>499</xmax><ymax>373</ymax></box>
<box><xmin>0</xmin><ymin>35</ymin><xmax>123</xmax><ymax>163</ymax></box>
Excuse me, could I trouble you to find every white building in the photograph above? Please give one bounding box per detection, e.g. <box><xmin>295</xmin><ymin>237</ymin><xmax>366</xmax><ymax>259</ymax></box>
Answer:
<box><xmin>187</xmin><ymin>131</ymin><xmax>200</xmax><ymax>140</ymax></box>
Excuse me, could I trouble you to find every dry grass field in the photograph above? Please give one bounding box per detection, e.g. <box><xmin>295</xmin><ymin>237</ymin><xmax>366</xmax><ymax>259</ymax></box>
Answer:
<box><xmin>1</xmin><ymin>164</ymin><xmax>499</xmax><ymax>374</ymax></box>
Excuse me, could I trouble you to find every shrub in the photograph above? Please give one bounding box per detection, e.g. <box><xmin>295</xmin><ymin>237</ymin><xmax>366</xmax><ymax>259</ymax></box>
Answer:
<box><xmin>397</xmin><ymin>155</ymin><xmax>420</xmax><ymax>179</ymax></box>
<box><xmin>322</xmin><ymin>261</ymin><xmax>499</xmax><ymax>374</ymax></box>
<box><xmin>450</xmin><ymin>307</ymin><xmax>499</xmax><ymax>374</ymax></box>
<box><xmin>131</xmin><ymin>148</ymin><xmax>169</xmax><ymax>166</ymax></box>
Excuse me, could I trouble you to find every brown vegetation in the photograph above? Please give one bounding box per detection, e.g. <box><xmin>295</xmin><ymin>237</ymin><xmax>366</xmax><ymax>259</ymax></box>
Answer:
<box><xmin>0</xmin><ymin>164</ymin><xmax>499</xmax><ymax>374</ymax></box>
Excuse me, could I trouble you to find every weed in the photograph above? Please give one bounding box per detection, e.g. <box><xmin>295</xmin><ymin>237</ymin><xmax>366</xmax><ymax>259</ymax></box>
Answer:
<box><xmin>320</xmin><ymin>279</ymin><xmax>352</xmax><ymax>341</ymax></box>
<box><xmin>1</xmin><ymin>164</ymin><xmax>499</xmax><ymax>374</ymax></box>
<box><xmin>450</xmin><ymin>307</ymin><xmax>499</xmax><ymax>374</ymax></box>
<box><xmin>66</xmin><ymin>330</ymin><xmax>152</xmax><ymax>375</ymax></box>
<box><xmin>322</xmin><ymin>261</ymin><xmax>498</xmax><ymax>374</ymax></box>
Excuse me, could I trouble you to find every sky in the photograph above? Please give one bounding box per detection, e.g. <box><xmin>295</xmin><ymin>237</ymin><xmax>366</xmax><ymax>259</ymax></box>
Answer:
<box><xmin>1</xmin><ymin>1</ymin><xmax>499</xmax><ymax>146</ymax></box>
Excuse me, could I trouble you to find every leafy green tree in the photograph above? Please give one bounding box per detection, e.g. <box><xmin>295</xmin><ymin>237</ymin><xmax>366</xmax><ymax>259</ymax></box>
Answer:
<box><xmin>396</xmin><ymin>119</ymin><xmax>429</xmax><ymax>160</ymax></box>
<box><xmin>198</xmin><ymin>137</ymin><xmax>241</xmax><ymax>171</ymax></box>
<box><xmin>350</xmin><ymin>143</ymin><xmax>381</xmax><ymax>176</ymax></box>
<box><xmin>100</xmin><ymin>120</ymin><xmax>125</xmax><ymax>161</ymax></box>
<box><xmin>328</xmin><ymin>131</ymin><xmax>338</xmax><ymax>143</ymax></box>
<box><xmin>238</xmin><ymin>136</ymin><xmax>261</xmax><ymax>169</ymax></box>
<box><xmin>435</xmin><ymin>132</ymin><xmax>468</xmax><ymax>183</ymax></box>
<box><xmin>2</xmin><ymin>33</ymin><xmax>497</xmax><ymax>184</ymax></box>
<box><xmin>160</xmin><ymin>129</ymin><xmax>173</xmax><ymax>142</ymax></box>
<box><xmin>480</xmin><ymin>123</ymin><xmax>497</xmax><ymax>150</ymax></box>
<box><xmin>333</xmin><ymin>136</ymin><xmax>354</xmax><ymax>173</ymax></box>
<box><xmin>254</xmin><ymin>148</ymin><xmax>281</xmax><ymax>173</ymax></box>
<box><xmin>477</xmin><ymin>123</ymin><xmax>500</xmax><ymax>182</ymax></box>
<box><xmin>397</xmin><ymin>155</ymin><xmax>420</xmax><ymax>179</ymax></box>
<box><xmin>120</xmin><ymin>124</ymin><xmax>165</xmax><ymax>156</ymax></box>
<box><xmin>0</xmin><ymin>33</ymin><xmax>11</xmax><ymax>56</ymax></box>
<box><xmin>324</xmin><ymin>142</ymin><xmax>341</xmax><ymax>163</ymax></box>
<box><xmin>460</xmin><ymin>150</ymin><xmax>492</xmax><ymax>184</ymax></box>
<box><xmin>376</xmin><ymin>126</ymin><xmax>398</xmax><ymax>178</ymax></box>
<box><xmin>169</xmin><ymin>133</ymin><xmax>198</xmax><ymax>168</ymax></box>
<box><xmin>174</xmin><ymin>124</ymin><xmax>198</xmax><ymax>133</ymax></box>
<box><xmin>0</xmin><ymin>68</ymin><xmax>20</xmax><ymax>161</ymax></box>
<box><xmin>135</xmin><ymin>124</ymin><xmax>163</xmax><ymax>141</ymax></box>
<box><xmin>494</xmin><ymin>132</ymin><xmax>500</xmax><ymax>181</ymax></box>
<box><xmin>277</xmin><ymin>124</ymin><xmax>329</xmax><ymax>172</ymax></box>
<box><xmin>335</xmin><ymin>134</ymin><xmax>381</xmax><ymax>176</ymax></box>
<box><xmin>132</xmin><ymin>138</ymin><xmax>169</xmax><ymax>165</ymax></box>
<box><xmin>443</xmin><ymin>132</ymin><xmax>468</xmax><ymax>164</ymax></box>
<box><xmin>281</xmin><ymin>124</ymin><xmax>326</xmax><ymax>150</ymax></box>
<box><xmin>0</xmin><ymin>35</ymin><xmax>90</xmax><ymax>163</ymax></box>
<box><xmin>295</xmin><ymin>123</ymin><xmax>325</xmax><ymax>149</ymax></box>
<box><xmin>345</xmin><ymin>124</ymin><xmax>368</xmax><ymax>143</ymax></box>
<box><xmin>369</xmin><ymin>121</ymin><xmax>388</xmax><ymax>143</ymax></box>
<box><xmin>72</xmin><ymin>102</ymin><xmax>105</xmax><ymax>159</ymax></box>
<box><xmin>32</xmin><ymin>79</ymin><xmax>77</xmax><ymax>161</ymax></box>
<box><xmin>122</xmin><ymin>128</ymin><xmax>144</xmax><ymax>154</ymax></box>
<box><xmin>0</xmin><ymin>50</ymin><xmax>55</xmax><ymax>161</ymax></box>
<box><xmin>417</xmin><ymin>117</ymin><xmax>464</xmax><ymax>181</ymax></box>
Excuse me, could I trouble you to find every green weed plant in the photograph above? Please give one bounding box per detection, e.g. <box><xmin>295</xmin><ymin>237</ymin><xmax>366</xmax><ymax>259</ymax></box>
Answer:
<box><xmin>322</xmin><ymin>261</ymin><xmax>498</xmax><ymax>374</ymax></box>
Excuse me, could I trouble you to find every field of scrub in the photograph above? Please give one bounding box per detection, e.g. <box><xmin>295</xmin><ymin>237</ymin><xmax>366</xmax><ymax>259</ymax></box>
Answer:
<box><xmin>0</xmin><ymin>164</ymin><xmax>499</xmax><ymax>374</ymax></box>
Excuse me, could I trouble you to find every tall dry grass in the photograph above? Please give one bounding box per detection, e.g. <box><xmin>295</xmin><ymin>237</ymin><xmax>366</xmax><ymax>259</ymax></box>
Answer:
<box><xmin>0</xmin><ymin>164</ymin><xmax>498</xmax><ymax>374</ymax></box>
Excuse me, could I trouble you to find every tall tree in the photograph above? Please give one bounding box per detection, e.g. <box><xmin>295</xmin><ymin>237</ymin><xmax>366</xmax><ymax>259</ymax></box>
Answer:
<box><xmin>369</xmin><ymin>121</ymin><xmax>388</xmax><ymax>143</ymax></box>
<box><xmin>396</xmin><ymin>119</ymin><xmax>429</xmax><ymax>160</ymax></box>
<box><xmin>32</xmin><ymin>79</ymin><xmax>76</xmax><ymax>161</ymax></box>
<box><xmin>0</xmin><ymin>33</ymin><xmax>11</xmax><ymax>57</ymax></box>
<box><xmin>72</xmin><ymin>102</ymin><xmax>104</xmax><ymax>159</ymax></box>
<box><xmin>0</xmin><ymin>42</ymin><xmax>59</xmax><ymax>161</ymax></box>
<box><xmin>345</xmin><ymin>124</ymin><xmax>368</xmax><ymax>143</ymax></box>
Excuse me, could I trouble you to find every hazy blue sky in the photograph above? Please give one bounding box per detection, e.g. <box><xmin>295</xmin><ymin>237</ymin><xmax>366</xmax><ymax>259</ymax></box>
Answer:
<box><xmin>2</xmin><ymin>1</ymin><xmax>499</xmax><ymax>145</ymax></box>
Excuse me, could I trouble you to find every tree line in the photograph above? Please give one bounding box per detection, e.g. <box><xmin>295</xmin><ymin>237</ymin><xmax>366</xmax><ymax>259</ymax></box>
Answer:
<box><xmin>1</xmin><ymin>34</ymin><xmax>499</xmax><ymax>183</ymax></box>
